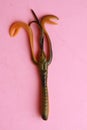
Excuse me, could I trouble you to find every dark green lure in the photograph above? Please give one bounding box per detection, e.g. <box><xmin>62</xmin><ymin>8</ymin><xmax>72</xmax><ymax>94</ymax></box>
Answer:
<box><xmin>9</xmin><ymin>9</ymin><xmax>58</xmax><ymax>120</ymax></box>
<box><xmin>30</xmin><ymin>9</ymin><xmax>58</xmax><ymax>120</ymax></box>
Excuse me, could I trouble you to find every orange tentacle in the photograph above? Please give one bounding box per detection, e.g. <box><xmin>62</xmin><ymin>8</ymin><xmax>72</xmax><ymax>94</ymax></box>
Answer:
<box><xmin>9</xmin><ymin>21</ymin><xmax>38</xmax><ymax>64</ymax></box>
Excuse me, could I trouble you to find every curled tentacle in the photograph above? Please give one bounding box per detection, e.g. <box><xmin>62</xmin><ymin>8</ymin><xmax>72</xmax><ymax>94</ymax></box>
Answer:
<box><xmin>41</xmin><ymin>15</ymin><xmax>59</xmax><ymax>64</ymax></box>
<box><xmin>30</xmin><ymin>10</ymin><xmax>45</xmax><ymax>50</ymax></box>
<box><xmin>41</xmin><ymin>15</ymin><xmax>59</xmax><ymax>26</ymax></box>
<box><xmin>29</xmin><ymin>20</ymin><xmax>45</xmax><ymax>50</ymax></box>
<box><xmin>31</xmin><ymin>9</ymin><xmax>42</xmax><ymax>29</ymax></box>
<box><xmin>9</xmin><ymin>21</ymin><xmax>38</xmax><ymax>64</ymax></box>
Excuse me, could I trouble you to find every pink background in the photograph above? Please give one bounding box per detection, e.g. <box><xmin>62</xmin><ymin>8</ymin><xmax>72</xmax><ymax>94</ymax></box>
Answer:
<box><xmin>0</xmin><ymin>0</ymin><xmax>87</xmax><ymax>129</ymax></box>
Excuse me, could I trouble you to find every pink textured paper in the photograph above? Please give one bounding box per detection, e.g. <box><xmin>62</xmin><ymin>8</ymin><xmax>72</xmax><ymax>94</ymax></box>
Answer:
<box><xmin>0</xmin><ymin>0</ymin><xmax>87</xmax><ymax>130</ymax></box>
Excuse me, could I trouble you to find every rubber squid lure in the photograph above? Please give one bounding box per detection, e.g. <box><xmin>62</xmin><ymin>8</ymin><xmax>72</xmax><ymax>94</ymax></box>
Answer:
<box><xmin>9</xmin><ymin>9</ymin><xmax>59</xmax><ymax>120</ymax></box>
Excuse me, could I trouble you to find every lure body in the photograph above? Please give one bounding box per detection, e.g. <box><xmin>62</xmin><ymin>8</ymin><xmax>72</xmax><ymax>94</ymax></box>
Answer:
<box><xmin>38</xmin><ymin>51</ymin><xmax>49</xmax><ymax>120</ymax></box>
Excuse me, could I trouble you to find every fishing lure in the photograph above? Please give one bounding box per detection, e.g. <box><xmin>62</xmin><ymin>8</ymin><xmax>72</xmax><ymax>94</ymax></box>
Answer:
<box><xmin>9</xmin><ymin>9</ymin><xmax>59</xmax><ymax>120</ymax></box>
